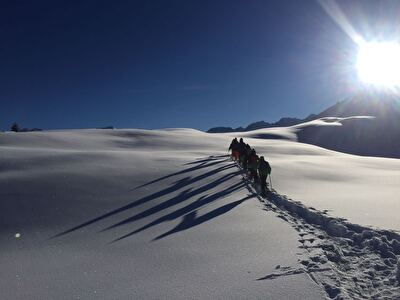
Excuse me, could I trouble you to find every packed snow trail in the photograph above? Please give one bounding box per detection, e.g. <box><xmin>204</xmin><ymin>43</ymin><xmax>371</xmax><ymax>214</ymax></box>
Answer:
<box><xmin>236</xmin><ymin>162</ymin><xmax>400</xmax><ymax>299</ymax></box>
<box><xmin>225</xmin><ymin>128</ymin><xmax>400</xmax><ymax>232</ymax></box>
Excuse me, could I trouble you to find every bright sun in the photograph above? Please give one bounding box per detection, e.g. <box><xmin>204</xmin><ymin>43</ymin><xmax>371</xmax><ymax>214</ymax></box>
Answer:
<box><xmin>356</xmin><ymin>42</ymin><xmax>400</xmax><ymax>87</ymax></box>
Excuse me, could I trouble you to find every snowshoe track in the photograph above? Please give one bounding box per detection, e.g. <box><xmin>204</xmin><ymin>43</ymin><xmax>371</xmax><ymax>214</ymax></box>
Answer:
<box><xmin>236</xmin><ymin>162</ymin><xmax>400</xmax><ymax>299</ymax></box>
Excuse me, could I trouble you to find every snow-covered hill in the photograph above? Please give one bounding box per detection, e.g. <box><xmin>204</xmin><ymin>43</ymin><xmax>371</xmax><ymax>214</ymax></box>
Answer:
<box><xmin>1</xmin><ymin>128</ymin><xmax>399</xmax><ymax>299</ymax></box>
<box><xmin>296</xmin><ymin>104</ymin><xmax>400</xmax><ymax>158</ymax></box>
<box><xmin>225</xmin><ymin>118</ymin><xmax>400</xmax><ymax>231</ymax></box>
<box><xmin>0</xmin><ymin>129</ymin><xmax>325</xmax><ymax>299</ymax></box>
<box><xmin>209</xmin><ymin>95</ymin><xmax>400</xmax><ymax>158</ymax></box>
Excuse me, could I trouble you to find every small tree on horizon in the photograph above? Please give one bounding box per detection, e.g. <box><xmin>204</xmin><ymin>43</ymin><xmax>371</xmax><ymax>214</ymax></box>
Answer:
<box><xmin>11</xmin><ymin>122</ymin><xmax>20</xmax><ymax>132</ymax></box>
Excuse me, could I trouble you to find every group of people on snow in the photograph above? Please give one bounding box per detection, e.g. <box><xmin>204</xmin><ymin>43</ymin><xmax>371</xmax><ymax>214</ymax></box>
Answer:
<box><xmin>228</xmin><ymin>137</ymin><xmax>271</xmax><ymax>196</ymax></box>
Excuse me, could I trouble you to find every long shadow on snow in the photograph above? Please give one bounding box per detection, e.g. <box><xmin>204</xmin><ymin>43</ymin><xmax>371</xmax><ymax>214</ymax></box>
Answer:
<box><xmin>183</xmin><ymin>155</ymin><xmax>229</xmax><ymax>166</ymax></box>
<box><xmin>52</xmin><ymin>157</ymin><xmax>235</xmax><ymax>239</ymax></box>
<box><xmin>102</xmin><ymin>170</ymin><xmax>242</xmax><ymax>231</ymax></box>
<box><xmin>111</xmin><ymin>181</ymin><xmax>246</xmax><ymax>243</ymax></box>
<box><xmin>133</xmin><ymin>155</ymin><xmax>229</xmax><ymax>190</ymax></box>
<box><xmin>153</xmin><ymin>194</ymin><xmax>255</xmax><ymax>240</ymax></box>
<box><xmin>256</xmin><ymin>267</ymin><xmax>330</xmax><ymax>281</ymax></box>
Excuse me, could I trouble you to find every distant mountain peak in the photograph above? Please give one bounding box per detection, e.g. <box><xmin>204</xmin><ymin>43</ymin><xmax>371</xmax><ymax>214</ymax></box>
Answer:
<box><xmin>207</xmin><ymin>94</ymin><xmax>400</xmax><ymax>158</ymax></box>
<box><xmin>207</xmin><ymin>117</ymin><xmax>304</xmax><ymax>133</ymax></box>
<box><xmin>207</xmin><ymin>93</ymin><xmax>400</xmax><ymax>134</ymax></box>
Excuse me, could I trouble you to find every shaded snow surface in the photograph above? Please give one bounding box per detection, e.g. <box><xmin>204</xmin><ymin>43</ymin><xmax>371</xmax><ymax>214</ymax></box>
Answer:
<box><xmin>0</xmin><ymin>129</ymin><xmax>325</xmax><ymax>299</ymax></box>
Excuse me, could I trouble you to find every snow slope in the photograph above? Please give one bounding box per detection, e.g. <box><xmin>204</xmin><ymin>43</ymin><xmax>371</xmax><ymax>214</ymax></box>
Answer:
<box><xmin>1</xmin><ymin>125</ymin><xmax>400</xmax><ymax>299</ymax></box>
<box><xmin>211</xmin><ymin>95</ymin><xmax>400</xmax><ymax>158</ymax></box>
<box><xmin>225</xmin><ymin>117</ymin><xmax>400</xmax><ymax>231</ymax></box>
<box><xmin>0</xmin><ymin>129</ymin><xmax>325</xmax><ymax>299</ymax></box>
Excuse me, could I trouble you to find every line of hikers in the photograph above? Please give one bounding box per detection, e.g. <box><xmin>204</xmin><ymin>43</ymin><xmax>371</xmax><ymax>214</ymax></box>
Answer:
<box><xmin>228</xmin><ymin>137</ymin><xmax>271</xmax><ymax>196</ymax></box>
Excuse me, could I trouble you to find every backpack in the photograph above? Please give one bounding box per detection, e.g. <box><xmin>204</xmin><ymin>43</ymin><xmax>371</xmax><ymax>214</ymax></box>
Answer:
<box><xmin>258</xmin><ymin>160</ymin><xmax>271</xmax><ymax>175</ymax></box>
<box><xmin>248</xmin><ymin>154</ymin><xmax>258</xmax><ymax>169</ymax></box>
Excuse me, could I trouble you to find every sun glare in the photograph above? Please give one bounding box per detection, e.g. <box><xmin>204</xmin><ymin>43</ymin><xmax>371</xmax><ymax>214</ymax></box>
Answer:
<box><xmin>356</xmin><ymin>42</ymin><xmax>400</xmax><ymax>87</ymax></box>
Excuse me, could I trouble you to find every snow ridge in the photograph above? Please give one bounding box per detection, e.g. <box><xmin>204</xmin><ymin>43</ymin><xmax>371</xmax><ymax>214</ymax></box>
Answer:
<box><xmin>238</xmin><ymin>164</ymin><xmax>400</xmax><ymax>299</ymax></box>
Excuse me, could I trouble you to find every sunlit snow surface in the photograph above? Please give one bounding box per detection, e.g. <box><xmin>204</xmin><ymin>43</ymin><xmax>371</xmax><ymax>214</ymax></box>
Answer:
<box><xmin>0</xmin><ymin>128</ymin><xmax>325</xmax><ymax>299</ymax></box>
<box><xmin>0</xmin><ymin>120</ymin><xmax>399</xmax><ymax>299</ymax></box>
<box><xmin>227</xmin><ymin>116</ymin><xmax>400</xmax><ymax>230</ymax></box>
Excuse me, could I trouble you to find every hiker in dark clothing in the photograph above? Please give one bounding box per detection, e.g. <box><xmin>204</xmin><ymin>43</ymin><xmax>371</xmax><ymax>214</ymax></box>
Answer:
<box><xmin>242</xmin><ymin>144</ymin><xmax>251</xmax><ymax>171</ymax></box>
<box><xmin>238</xmin><ymin>138</ymin><xmax>247</xmax><ymax>167</ymax></box>
<box><xmin>228</xmin><ymin>138</ymin><xmax>239</xmax><ymax>161</ymax></box>
<box><xmin>258</xmin><ymin>156</ymin><xmax>271</xmax><ymax>196</ymax></box>
<box><xmin>247</xmin><ymin>149</ymin><xmax>259</xmax><ymax>181</ymax></box>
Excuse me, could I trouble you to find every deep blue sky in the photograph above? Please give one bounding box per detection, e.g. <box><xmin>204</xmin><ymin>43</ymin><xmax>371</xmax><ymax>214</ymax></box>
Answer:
<box><xmin>0</xmin><ymin>0</ymin><xmax>394</xmax><ymax>131</ymax></box>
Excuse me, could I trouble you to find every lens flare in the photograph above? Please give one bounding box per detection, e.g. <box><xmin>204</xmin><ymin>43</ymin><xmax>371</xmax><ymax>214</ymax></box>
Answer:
<box><xmin>318</xmin><ymin>0</ymin><xmax>400</xmax><ymax>90</ymax></box>
<box><xmin>356</xmin><ymin>42</ymin><xmax>400</xmax><ymax>87</ymax></box>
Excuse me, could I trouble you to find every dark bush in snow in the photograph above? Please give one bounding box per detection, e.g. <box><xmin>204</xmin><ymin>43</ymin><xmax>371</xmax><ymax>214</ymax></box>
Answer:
<box><xmin>11</xmin><ymin>122</ymin><xmax>20</xmax><ymax>132</ymax></box>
